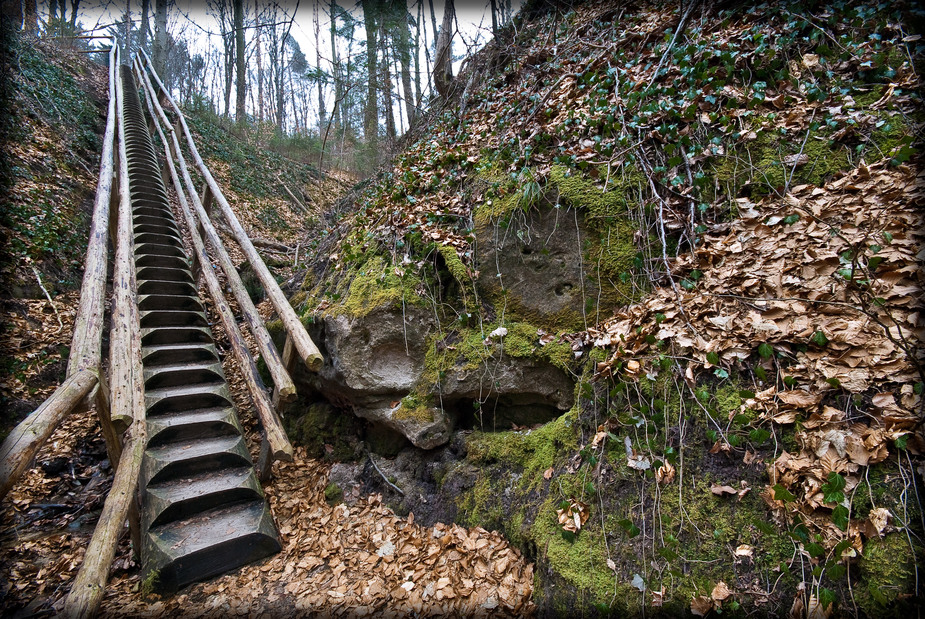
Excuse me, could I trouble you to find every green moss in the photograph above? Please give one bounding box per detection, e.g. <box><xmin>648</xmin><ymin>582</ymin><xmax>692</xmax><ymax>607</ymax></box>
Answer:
<box><xmin>338</xmin><ymin>254</ymin><xmax>422</xmax><ymax>317</ymax></box>
<box><xmin>457</xmin><ymin>474</ymin><xmax>505</xmax><ymax>529</ymax></box>
<box><xmin>711</xmin><ymin>108</ymin><xmax>916</xmax><ymax>200</ymax></box>
<box><xmin>392</xmin><ymin>393</ymin><xmax>435</xmax><ymax>423</ymax></box>
<box><xmin>466</xmin><ymin>407</ymin><xmax>580</xmax><ymax>490</ymax></box>
<box><xmin>420</xmin><ymin>320</ymin><xmax>574</xmax><ymax>391</ymax></box>
<box><xmin>533</xmin><ymin>495</ymin><xmax>618</xmax><ymax>605</ymax></box>
<box><xmin>284</xmin><ymin>401</ymin><xmax>359</xmax><ymax>460</ymax></box>
<box><xmin>549</xmin><ymin>165</ymin><xmax>641</xmax><ymax>313</ymax></box>
<box><xmin>324</xmin><ymin>483</ymin><xmax>343</xmax><ymax>505</ymax></box>
<box><xmin>655</xmin><ymin>476</ymin><xmax>796</xmax><ymax>602</ymax></box>
<box><xmin>855</xmin><ymin>533</ymin><xmax>919</xmax><ymax>615</ymax></box>
<box><xmin>472</xmin><ymin>163</ymin><xmax>524</xmax><ymax>224</ymax></box>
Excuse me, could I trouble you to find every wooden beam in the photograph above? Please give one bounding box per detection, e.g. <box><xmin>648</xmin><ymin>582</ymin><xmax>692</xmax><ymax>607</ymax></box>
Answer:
<box><xmin>67</xmin><ymin>42</ymin><xmax>117</xmax><ymax>378</ymax></box>
<box><xmin>0</xmin><ymin>369</ymin><xmax>98</xmax><ymax>502</ymax></box>
<box><xmin>139</xmin><ymin>49</ymin><xmax>324</xmax><ymax>373</ymax></box>
<box><xmin>136</xmin><ymin>61</ymin><xmax>293</xmax><ymax>463</ymax></box>
<box><xmin>133</xmin><ymin>60</ymin><xmax>296</xmax><ymax>404</ymax></box>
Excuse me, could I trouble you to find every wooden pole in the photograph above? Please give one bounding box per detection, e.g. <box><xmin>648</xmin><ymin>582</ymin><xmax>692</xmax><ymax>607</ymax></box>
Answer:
<box><xmin>136</xmin><ymin>61</ymin><xmax>293</xmax><ymax>463</ymax></box>
<box><xmin>67</xmin><ymin>41</ymin><xmax>117</xmax><ymax>378</ymax></box>
<box><xmin>63</xmin><ymin>58</ymin><xmax>148</xmax><ymax>619</ymax></box>
<box><xmin>139</xmin><ymin>49</ymin><xmax>324</xmax><ymax>373</ymax></box>
<box><xmin>133</xmin><ymin>60</ymin><xmax>296</xmax><ymax>404</ymax></box>
<box><xmin>0</xmin><ymin>369</ymin><xmax>99</xmax><ymax>502</ymax></box>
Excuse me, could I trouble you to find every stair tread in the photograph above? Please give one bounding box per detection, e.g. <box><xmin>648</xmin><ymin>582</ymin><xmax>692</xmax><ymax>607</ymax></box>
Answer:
<box><xmin>146</xmin><ymin>467</ymin><xmax>257</xmax><ymax>504</ymax></box>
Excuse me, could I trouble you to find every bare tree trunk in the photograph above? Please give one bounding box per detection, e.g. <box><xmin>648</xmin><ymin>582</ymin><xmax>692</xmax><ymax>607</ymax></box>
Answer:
<box><xmin>121</xmin><ymin>0</ymin><xmax>131</xmax><ymax>55</ymax></box>
<box><xmin>421</xmin><ymin>0</ymin><xmax>432</xmax><ymax>96</ymax></box>
<box><xmin>414</xmin><ymin>0</ymin><xmax>422</xmax><ymax>108</ymax></box>
<box><xmin>362</xmin><ymin>0</ymin><xmax>378</xmax><ymax>151</ymax></box>
<box><xmin>24</xmin><ymin>0</ymin><xmax>37</xmax><ymax>33</ymax></box>
<box><xmin>427</xmin><ymin>0</ymin><xmax>437</xmax><ymax>48</ymax></box>
<box><xmin>314</xmin><ymin>2</ymin><xmax>324</xmax><ymax>135</ymax></box>
<box><xmin>329</xmin><ymin>0</ymin><xmax>341</xmax><ymax>131</ymax></box>
<box><xmin>382</xmin><ymin>34</ymin><xmax>396</xmax><ymax>142</ymax></box>
<box><xmin>138</xmin><ymin>0</ymin><xmax>149</xmax><ymax>48</ymax></box>
<box><xmin>233</xmin><ymin>0</ymin><xmax>245</xmax><ymax>121</ymax></box>
<box><xmin>69</xmin><ymin>0</ymin><xmax>78</xmax><ymax>27</ymax></box>
<box><xmin>489</xmin><ymin>0</ymin><xmax>498</xmax><ymax>38</ymax></box>
<box><xmin>393</xmin><ymin>0</ymin><xmax>414</xmax><ymax>126</ymax></box>
<box><xmin>433</xmin><ymin>0</ymin><xmax>454</xmax><ymax>98</ymax></box>
<box><xmin>256</xmin><ymin>26</ymin><xmax>264</xmax><ymax>123</ymax></box>
<box><xmin>153</xmin><ymin>0</ymin><xmax>167</xmax><ymax>77</ymax></box>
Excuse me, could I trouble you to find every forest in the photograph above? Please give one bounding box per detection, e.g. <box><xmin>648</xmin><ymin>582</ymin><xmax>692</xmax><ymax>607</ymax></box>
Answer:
<box><xmin>0</xmin><ymin>0</ymin><xmax>923</xmax><ymax>617</ymax></box>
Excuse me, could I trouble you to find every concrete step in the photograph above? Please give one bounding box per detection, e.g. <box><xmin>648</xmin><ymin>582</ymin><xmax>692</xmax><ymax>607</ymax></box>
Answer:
<box><xmin>143</xmin><ymin>467</ymin><xmax>263</xmax><ymax>530</ymax></box>
<box><xmin>143</xmin><ymin>361</ymin><xmax>225</xmax><ymax>390</ymax></box>
<box><xmin>141</xmin><ymin>342</ymin><xmax>219</xmax><ymax>366</ymax></box>
<box><xmin>146</xmin><ymin>406</ymin><xmax>242</xmax><ymax>446</ymax></box>
<box><xmin>144</xmin><ymin>501</ymin><xmax>280</xmax><ymax>593</ymax></box>
<box><xmin>144</xmin><ymin>382</ymin><xmax>233</xmax><ymax>415</ymax></box>
<box><xmin>141</xmin><ymin>434</ymin><xmax>252</xmax><ymax>487</ymax></box>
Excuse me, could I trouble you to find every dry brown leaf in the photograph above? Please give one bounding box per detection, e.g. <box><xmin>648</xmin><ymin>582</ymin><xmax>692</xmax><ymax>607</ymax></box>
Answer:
<box><xmin>691</xmin><ymin>595</ymin><xmax>714</xmax><ymax>616</ymax></box>
<box><xmin>711</xmin><ymin>484</ymin><xmax>737</xmax><ymax>496</ymax></box>
<box><xmin>711</xmin><ymin>581</ymin><xmax>733</xmax><ymax>602</ymax></box>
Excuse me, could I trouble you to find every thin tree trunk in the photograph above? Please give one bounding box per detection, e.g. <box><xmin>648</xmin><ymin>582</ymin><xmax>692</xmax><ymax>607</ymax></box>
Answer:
<box><xmin>362</xmin><ymin>0</ymin><xmax>378</xmax><ymax>151</ymax></box>
<box><xmin>69</xmin><ymin>0</ymin><xmax>78</xmax><ymax>27</ymax></box>
<box><xmin>24</xmin><ymin>0</ymin><xmax>36</xmax><ymax>33</ymax></box>
<box><xmin>233</xmin><ymin>0</ymin><xmax>246</xmax><ymax>121</ymax></box>
<box><xmin>138</xmin><ymin>0</ymin><xmax>149</xmax><ymax>48</ymax></box>
<box><xmin>314</xmin><ymin>2</ymin><xmax>324</xmax><ymax>135</ymax></box>
<box><xmin>153</xmin><ymin>0</ymin><xmax>167</xmax><ymax>77</ymax></box>
<box><xmin>427</xmin><ymin>0</ymin><xmax>437</xmax><ymax>48</ymax></box>
<box><xmin>433</xmin><ymin>0</ymin><xmax>454</xmax><ymax>98</ymax></box>
<box><xmin>489</xmin><ymin>0</ymin><xmax>498</xmax><ymax>38</ymax></box>
<box><xmin>414</xmin><ymin>0</ymin><xmax>422</xmax><ymax>108</ymax></box>
<box><xmin>329</xmin><ymin>0</ymin><xmax>340</xmax><ymax>131</ymax></box>
<box><xmin>382</xmin><ymin>33</ymin><xmax>396</xmax><ymax>142</ymax></box>
<box><xmin>256</xmin><ymin>27</ymin><xmax>264</xmax><ymax>123</ymax></box>
<box><xmin>122</xmin><ymin>0</ymin><xmax>131</xmax><ymax>55</ymax></box>
<box><xmin>394</xmin><ymin>0</ymin><xmax>414</xmax><ymax>126</ymax></box>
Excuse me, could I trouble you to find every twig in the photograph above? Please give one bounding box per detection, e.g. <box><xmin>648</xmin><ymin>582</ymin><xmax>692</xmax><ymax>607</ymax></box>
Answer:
<box><xmin>31</xmin><ymin>265</ymin><xmax>63</xmax><ymax>331</ymax></box>
<box><xmin>368</xmin><ymin>451</ymin><xmax>404</xmax><ymax>496</ymax></box>
<box><xmin>645</xmin><ymin>0</ymin><xmax>700</xmax><ymax>92</ymax></box>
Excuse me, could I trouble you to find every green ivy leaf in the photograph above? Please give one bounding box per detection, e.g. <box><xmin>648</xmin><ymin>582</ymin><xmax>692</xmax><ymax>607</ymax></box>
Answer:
<box><xmin>783</xmin><ymin>213</ymin><xmax>800</xmax><ymax>225</ymax></box>
<box><xmin>832</xmin><ymin>504</ymin><xmax>849</xmax><ymax>531</ymax></box>
<box><xmin>773</xmin><ymin>483</ymin><xmax>796</xmax><ymax>502</ymax></box>
<box><xmin>707</xmin><ymin>352</ymin><xmax>720</xmax><ymax>365</ymax></box>
<box><xmin>618</xmin><ymin>518</ymin><xmax>641</xmax><ymax>538</ymax></box>
<box><xmin>868</xmin><ymin>256</ymin><xmax>883</xmax><ymax>270</ymax></box>
<box><xmin>818</xmin><ymin>587</ymin><xmax>838</xmax><ymax>610</ymax></box>
<box><xmin>758</xmin><ymin>342</ymin><xmax>773</xmax><ymax>359</ymax></box>
<box><xmin>811</xmin><ymin>330</ymin><xmax>829</xmax><ymax>346</ymax></box>
<box><xmin>805</xmin><ymin>542</ymin><xmax>825</xmax><ymax>558</ymax></box>
<box><xmin>754</xmin><ymin>366</ymin><xmax>768</xmax><ymax>381</ymax></box>
<box><xmin>821</xmin><ymin>472</ymin><xmax>846</xmax><ymax>504</ymax></box>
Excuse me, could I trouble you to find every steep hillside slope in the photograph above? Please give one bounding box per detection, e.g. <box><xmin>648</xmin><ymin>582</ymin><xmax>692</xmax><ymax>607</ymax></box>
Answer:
<box><xmin>297</xmin><ymin>1</ymin><xmax>924</xmax><ymax>616</ymax></box>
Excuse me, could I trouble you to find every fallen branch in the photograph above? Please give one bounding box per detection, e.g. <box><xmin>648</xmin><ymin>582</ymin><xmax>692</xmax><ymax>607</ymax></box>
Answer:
<box><xmin>30</xmin><ymin>264</ymin><xmax>62</xmax><ymax>331</ymax></box>
<box><xmin>368</xmin><ymin>451</ymin><xmax>404</xmax><ymax>496</ymax></box>
<box><xmin>0</xmin><ymin>369</ymin><xmax>98</xmax><ymax>501</ymax></box>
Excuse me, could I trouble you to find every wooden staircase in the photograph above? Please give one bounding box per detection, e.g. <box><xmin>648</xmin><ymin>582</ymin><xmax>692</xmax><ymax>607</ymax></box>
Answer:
<box><xmin>120</xmin><ymin>66</ymin><xmax>280</xmax><ymax>593</ymax></box>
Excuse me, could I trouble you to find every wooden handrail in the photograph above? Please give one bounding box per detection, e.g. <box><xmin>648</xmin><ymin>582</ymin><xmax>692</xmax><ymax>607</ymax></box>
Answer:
<box><xmin>135</xmin><ymin>60</ymin><xmax>293</xmax><ymax>463</ymax></box>
<box><xmin>63</xmin><ymin>56</ymin><xmax>148</xmax><ymax>619</ymax></box>
<box><xmin>138</xmin><ymin>49</ymin><xmax>324</xmax><ymax>373</ymax></box>
<box><xmin>132</xmin><ymin>60</ymin><xmax>296</xmax><ymax>404</ymax></box>
<box><xmin>0</xmin><ymin>369</ymin><xmax>99</xmax><ymax>502</ymax></box>
<box><xmin>67</xmin><ymin>43</ymin><xmax>116</xmax><ymax>379</ymax></box>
